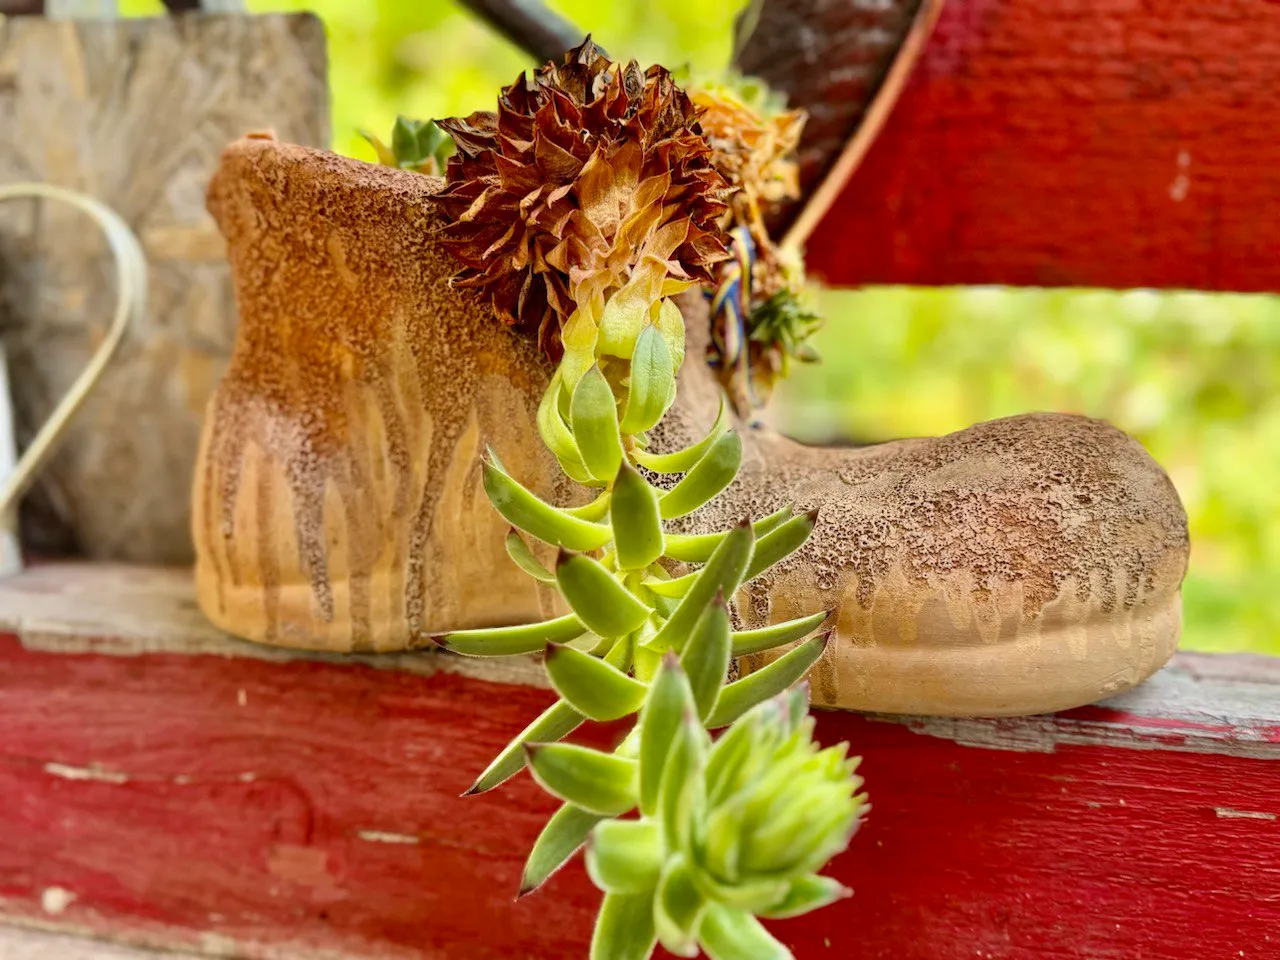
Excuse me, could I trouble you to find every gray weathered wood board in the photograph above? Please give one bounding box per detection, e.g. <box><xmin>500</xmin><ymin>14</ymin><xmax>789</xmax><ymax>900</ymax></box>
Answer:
<box><xmin>0</xmin><ymin>12</ymin><xmax>327</xmax><ymax>561</ymax></box>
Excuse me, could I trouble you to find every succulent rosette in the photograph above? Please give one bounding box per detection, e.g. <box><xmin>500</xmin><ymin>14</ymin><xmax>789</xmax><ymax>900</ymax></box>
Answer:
<box><xmin>542</xmin><ymin>666</ymin><xmax>866</xmax><ymax>960</ymax></box>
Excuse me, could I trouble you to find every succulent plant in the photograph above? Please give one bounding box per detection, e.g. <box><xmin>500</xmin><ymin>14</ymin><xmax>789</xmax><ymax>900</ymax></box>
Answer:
<box><xmin>431</xmin><ymin>40</ymin><xmax>863</xmax><ymax>960</ymax></box>
<box><xmin>360</xmin><ymin>116</ymin><xmax>454</xmax><ymax>175</ymax></box>
<box><xmin>578</xmin><ymin>668</ymin><xmax>866</xmax><ymax>960</ymax></box>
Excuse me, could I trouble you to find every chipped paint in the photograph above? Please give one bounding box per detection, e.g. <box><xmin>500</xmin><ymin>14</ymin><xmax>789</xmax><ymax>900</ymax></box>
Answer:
<box><xmin>40</xmin><ymin>887</ymin><xmax>75</xmax><ymax>916</ymax></box>
<box><xmin>357</xmin><ymin>830</ymin><xmax>420</xmax><ymax>845</ymax></box>
<box><xmin>43</xmin><ymin>762</ymin><xmax>128</xmax><ymax>784</ymax></box>
<box><xmin>1214</xmin><ymin>808</ymin><xmax>1277</xmax><ymax>821</ymax></box>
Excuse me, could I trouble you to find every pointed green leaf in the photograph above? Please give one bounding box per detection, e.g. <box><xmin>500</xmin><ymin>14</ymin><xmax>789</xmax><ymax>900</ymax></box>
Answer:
<box><xmin>706</xmin><ymin>635</ymin><xmax>830</xmax><ymax>728</ymax></box>
<box><xmin>681</xmin><ymin>596</ymin><xmax>732</xmax><ymax>721</ymax></box>
<box><xmin>590</xmin><ymin>892</ymin><xmax>658</xmax><ymax>960</ymax></box>
<box><xmin>654</xmin><ymin>297</ymin><xmax>686</xmax><ymax>371</ymax></box>
<box><xmin>525</xmin><ymin>743</ymin><xmax>638</xmax><ymax>816</ymax></box>
<box><xmin>483</xmin><ymin>460</ymin><xmax>611</xmax><ymax>550</ymax></box>
<box><xmin>505</xmin><ymin>530</ymin><xmax>555</xmax><ymax>583</ymax></box>
<box><xmin>565</xmin><ymin>489</ymin><xmax>612</xmax><ymax>521</ymax></box>
<box><xmin>639</xmin><ymin>653</ymin><xmax>696</xmax><ymax>816</ymax></box>
<box><xmin>643</xmin><ymin>572</ymin><xmax>694</xmax><ymax>599</ymax></box>
<box><xmin>439</xmin><ymin>613</ymin><xmax>585</xmax><ymax>656</ymax></box>
<box><xmin>632</xmin><ymin>395</ymin><xmax>729</xmax><ymax>474</ymax></box>
<box><xmin>358</xmin><ymin>130</ymin><xmax>398</xmax><ymax>167</ymax></box>
<box><xmin>585</xmin><ymin>819</ymin><xmax>663</xmax><ymax>895</ymax></box>
<box><xmin>664</xmin><ymin>505</ymin><xmax>792</xmax><ymax>562</ymax></box>
<box><xmin>743</xmin><ymin>509</ymin><xmax>817</xmax><ymax>583</ymax></box>
<box><xmin>658</xmin><ymin>711</ymin><xmax>706</xmax><ymax>854</ymax></box>
<box><xmin>649</xmin><ymin>522</ymin><xmax>754</xmax><ymax>653</ymax></box>
<box><xmin>571</xmin><ymin>365</ymin><xmax>625</xmax><ymax>482</ymax></box>
<box><xmin>520</xmin><ymin>803</ymin><xmax>604</xmax><ymax>896</ymax></box>
<box><xmin>466</xmin><ymin>698</ymin><xmax>583</xmax><ymax>794</ymax></box>
<box><xmin>620</xmin><ymin>324</ymin><xmax>676</xmax><ymax>434</ymax></box>
<box><xmin>538</xmin><ymin>375</ymin><xmax>595</xmax><ymax>478</ymax></box>
<box><xmin>659</xmin><ymin>431</ymin><xmax>742</xmax><ymax>520</ymax></box>
<box><xmin>759</xmin><ymin>875</ymin><xmax>852</xmax><ymax>920</ymax></box>
<box><xmin>598</xmin><ymin>290</ymin><xmax>651</xmax><ymax>360</ymax></box>
<box><xmin>698</xmin><ymin>904</ymin><xmax>792</xmax><ymax>960</ymax></box>
<box><xmin>655</xmin><ymin>855</ymin><xmax>705</xmax><ymax>958</ymax></box>
<box><xmin>556</xmin><ymin>552</ymin><xmax>651</xmax><ymax>638</ymax></box>
<box><xmin>611</xmin><ymin>460</ymin><xmax>664</xmax><ymax>570</ymax></box>
<box><xmin>732</xmin><ymin>610</ymin><xmax>830</xmax><ymax>657</ymax></box>
<box><xmin>545</xmin><ymin>643</ymin><xmax>648</xmax><ymax>722</ymax></box>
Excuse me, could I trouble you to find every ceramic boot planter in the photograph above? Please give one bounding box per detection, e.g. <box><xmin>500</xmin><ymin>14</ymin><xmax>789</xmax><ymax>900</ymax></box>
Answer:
<box><xmin>194</xmin><ymin>136</ymin><xmax>1190</xmax><ymax>714</ymax></box>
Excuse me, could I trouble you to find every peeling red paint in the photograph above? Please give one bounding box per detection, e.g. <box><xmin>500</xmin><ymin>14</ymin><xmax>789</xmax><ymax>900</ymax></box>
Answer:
<box><xmin>1</xmin><ymin>633</ymin><xmax>1277</xmax><ymax>958</ymax></box>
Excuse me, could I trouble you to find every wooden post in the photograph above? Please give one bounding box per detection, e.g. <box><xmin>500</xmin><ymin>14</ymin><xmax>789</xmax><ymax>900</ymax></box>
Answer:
<box><xmin>0</xmin><ymin>8</ymin><xmax>328</xmax><ymax>562</ymax></box>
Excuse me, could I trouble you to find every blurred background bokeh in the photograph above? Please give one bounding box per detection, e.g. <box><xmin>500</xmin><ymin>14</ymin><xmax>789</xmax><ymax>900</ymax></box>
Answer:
<box><xmin>121</xmin><ymin>0</ymin><xmax>1280</xmax><ymax>655</ymax></box>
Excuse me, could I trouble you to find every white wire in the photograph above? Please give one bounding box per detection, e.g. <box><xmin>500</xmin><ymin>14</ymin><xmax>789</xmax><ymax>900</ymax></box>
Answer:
<box><xmin>0</xmin><ymin>183</ymin><xmax>146</xmax><ymax>519</ymax></box>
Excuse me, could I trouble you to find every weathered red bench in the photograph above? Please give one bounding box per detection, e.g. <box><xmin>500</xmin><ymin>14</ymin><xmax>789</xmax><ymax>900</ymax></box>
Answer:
<box><xmin>2</xmin><ymin>0</ymin><xmax>1279</xmax><ymax>957</ymax></box>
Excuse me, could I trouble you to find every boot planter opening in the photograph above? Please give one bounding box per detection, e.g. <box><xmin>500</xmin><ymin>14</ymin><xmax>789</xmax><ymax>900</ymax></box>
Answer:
<box><xmin>194</xmin><ymin>133</ymin><xmax>1188</xmax><ymax>716</ymax></box>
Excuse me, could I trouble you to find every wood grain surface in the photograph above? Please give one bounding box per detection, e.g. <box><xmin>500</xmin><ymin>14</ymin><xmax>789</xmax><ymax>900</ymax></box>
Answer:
<box><xmin>0</xmin><ymin>563</ymin><xmax>1275</xmax><ymax>959</ymax></box>
<box><xmin>0</xmin><ymin>12</ymin><xmax>327</xmax><ymax>562</ymax></box>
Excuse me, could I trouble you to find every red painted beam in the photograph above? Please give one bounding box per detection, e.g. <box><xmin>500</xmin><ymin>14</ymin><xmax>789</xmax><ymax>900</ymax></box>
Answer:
<box><xmin>806</xmin><ymin>0</ymin><xmax>1280</xmax><ymax>293</ymax></box>
<box><xmin>0</xmin><ymin>566</ymin><xmax>1277</xmax><ymax>959</ymax></box>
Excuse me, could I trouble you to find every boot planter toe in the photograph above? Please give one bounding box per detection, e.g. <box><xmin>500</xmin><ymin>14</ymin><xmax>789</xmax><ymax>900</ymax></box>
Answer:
<box><xmin>194</xmin><ymin>138</ymin><xmax>1189</xmax><ymax>714</ymax></box>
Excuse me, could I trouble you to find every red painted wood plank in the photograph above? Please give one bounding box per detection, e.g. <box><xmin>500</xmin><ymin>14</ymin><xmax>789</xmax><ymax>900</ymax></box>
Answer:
<box><xmin>1</xmin><ymin>596</ymin><xmax>1277</xmax><ymax>958</ymax></box>
<box><xmin>806</xmin><ymin>0</ymin><xmax>1280</xmax><ymax>293</ymax></box>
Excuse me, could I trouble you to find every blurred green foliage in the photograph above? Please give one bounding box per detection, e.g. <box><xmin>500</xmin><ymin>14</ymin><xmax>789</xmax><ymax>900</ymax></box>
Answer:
<box><xmin>118</xmin><ymin>0</ymin><xmax>1278</xmax><ymax>654</ymax></box>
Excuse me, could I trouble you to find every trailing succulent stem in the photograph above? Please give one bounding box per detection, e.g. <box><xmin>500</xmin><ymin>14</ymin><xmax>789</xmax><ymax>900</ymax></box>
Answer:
<box><xmin>428</xmin><ymin>38</ymin><xmax>865</xmax><ymax>960</ymax></box>
<box><xmin>437</xmin><ymin>301</ymin><xmax>863</xmax><ymax>957</ymax></box>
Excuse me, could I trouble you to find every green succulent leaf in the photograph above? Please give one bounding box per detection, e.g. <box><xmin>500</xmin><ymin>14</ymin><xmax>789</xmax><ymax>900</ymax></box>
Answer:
<box><xmin>638</xmin><ymin>653</ymin><xmax>697</xmax><ymax>816</ymax></box>
<box><xmin>483</xmin><ymin>459</ymin><xmax>611</xmax><ymax>550</ymax></box>
<box><xmin>743</xmin><ymin>509</ymin><xmax>817</xmax><ymax>583</ymax></box>
<box><xmin>521</xmin><ymin>803</ymin><xmax>604</xmax><ymax>897</ymax></box>
<box><xmin>590</xmin><ymin>891</ymin><xmax>658</xmax><ymax>960</ymax></box>
<box><xmin>556</xmin><ymin>551</ymin><xmax>651</xmax><ymax>638</ymax></box>
<box><xmin>611</xmin><ymin>460</ymin><xmax>664</xmax><ymax>570</ymax></box>
<box><xmin>565</xmin><ymin>490</ymin><xmax>613</xmax><ymax>521</ymax></box>
<box><xmin>467</xmin><ymin>698</ymin><xmax>584</xmax><ymax>795</ymax></box>
<box><xmin>706</xmin><ymin>635</ymin><xmax>830</xmax><ymax>728</ymax></box>
<box><xmin>504</xmin><ymin>529</ymin><xmax>555</xmax><ymax>583</ymax></box>
<box><xmin>655</xmin><ymin>855</ymin><xmax>706</xmax><ymax>958</ymax></box>
<box><xmin>759</xmin><ymin>875</ymin><xmax>852</xmax><ymax>919</ymax></box>
<box><xmin>620</xmin><ymin>323</ymin><xmax>676</xmax><ymax>434</ymax></box>
<box><xmin>649</xmin><ymin>521</ymin><xmax>754</xmax><ymax>653</ymax></box>
<box><xmin>525</xmin><ymin>742</ymin><xmax>638</xmax><ymax>817</ymax></box>
<box><xmin>664</xmin><ymin>505</ymin><xmax>792</xmax><ymax>563</ymax></box>
<box><xmin>681</xmin><ymin>594</ymin><xmax>733</xmax><ymax>721</ymax></box>
<box><xmin>438</xmin><ymin>612</ymin><xmax>585</xmax><ymax>656</ymax></box>
<box><xmin>631</xmin><ymin>394</ymin><xmax>729</xmax><ymax>474</ymax></box>
<box><xmin>545</xmin><ymin>642</ymin><xmax>648</xmax><ymax>722</ymax></box>
<box><xmin>538</xmin><ymin>373</ymin><xmax>596</xmax><ymax>482</ymax></box>
<box><xmin>698</xmin><ymin>903</ymin><xmax>793</xmax><ymax>960</ymax></box>
<box><xmin>585</xmin><ymin>819</ymin><xmax>663</xmax><ymax>895</ymax></box>
<box><xmin>658</xmin><ymin>710</ymin><xmax>706</xmax><ymax>854</ymax></box>
<box><xmin>731</xmin><ymin>610</ymin><xmax>831</xmax><ymax>657</ymax></box>
<box><xmin>659</xmin><ymin>431</ymin><xmax>742</xmax><ymax>520</ymax></box>
<box><xmin>571</xmin><ymin>365</ymin><xmax>625</xmax><ymax>482</ymax></box>
<box><xmin>357</xmin><ymin>129</ymin><xmax>398</xmax><ymax>167</ymax></box>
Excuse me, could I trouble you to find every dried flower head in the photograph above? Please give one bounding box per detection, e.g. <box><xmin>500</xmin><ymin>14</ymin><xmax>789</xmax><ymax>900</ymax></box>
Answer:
<box><xmin>434</xmin><ymin>39</ymin><xmax>731</xmax><ymax>361</ymax></box>
<box><xmin>689</xmin><ymin>75</ymin><xmax>805</xmax><ymax>259</ymax></box>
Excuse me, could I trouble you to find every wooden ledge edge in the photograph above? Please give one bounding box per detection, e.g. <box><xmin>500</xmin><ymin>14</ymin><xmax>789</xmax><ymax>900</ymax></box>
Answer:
<box><xmin>2</xmin><ymin>562</ymin><xmax>1277</xmax><ymax>757</ymax></box>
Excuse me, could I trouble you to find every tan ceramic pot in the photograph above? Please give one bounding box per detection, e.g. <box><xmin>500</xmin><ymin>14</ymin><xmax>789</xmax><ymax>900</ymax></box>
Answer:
<box><xmin>194</xmin><ymin>138</ymin><xmax>1189</xmax><ymax>715</ymax></box>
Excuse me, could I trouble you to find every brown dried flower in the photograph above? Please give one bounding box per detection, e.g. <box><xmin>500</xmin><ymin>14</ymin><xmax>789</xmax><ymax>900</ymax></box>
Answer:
<box><xmin>434</xmin><ymin>39</ymin><xmax>731</xmax><ymax>362</ymax></box>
